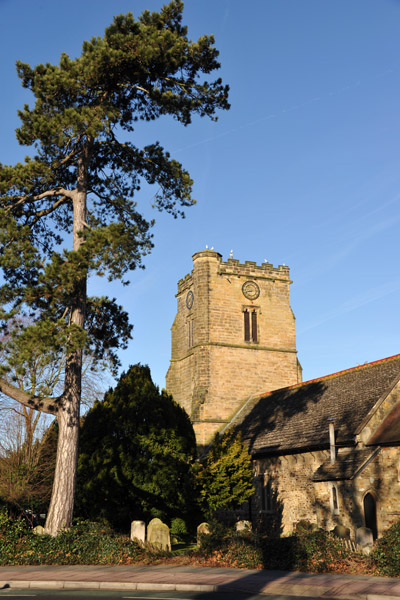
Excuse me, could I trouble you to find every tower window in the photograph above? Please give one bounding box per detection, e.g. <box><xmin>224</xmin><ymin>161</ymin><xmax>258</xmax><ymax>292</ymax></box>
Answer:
<box><xmin>251</xmin><ymin>310</ymin><xmax>258</xmax><ymax>342</ymax></box>
<box><xmin>244</xmin><ymin>309</ymin><xmax>258</xmax><ymax>342</ymax></box>
<box><xmin>188</xmin><ymin>319</ymin><xmax>194</xmax><ymax>348</ymax></box>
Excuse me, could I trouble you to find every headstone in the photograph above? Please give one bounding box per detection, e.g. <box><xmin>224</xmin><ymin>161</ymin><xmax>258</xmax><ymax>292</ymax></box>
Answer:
<box><xmin>356</xmin><ymin>526</ymin><xmax>374</xmax><ymax>548</ymax></box>
<box><xmin>33</xmin><ymin>525</ymin><xmax>44</xmax><ymax>535</ymax></box>
<box><xmin>130</xmin><ymin>520</ymin><xmax>146</xmax><ymax>544</ymax></box>
<box><xmin>236</xmin><ymin>520</ymin><xmax>252</xmax><ymax>533</ymax></box>
<box><xmin>332</xmin><ymin>524</ymin><xmax>350</xmax><ymax>539</ymax></box>
<box><xmin>147</xmin><ymin>519</ymin><xmax>171</xmax><ymax>551</ymax></box>
<box><xmin>147</xmin><ymin>518</ymin><xmax>162</xmax><ymax>543</ymax></box>
<box><xmin>197</xmin><ymin>522</ymin><xmax>210</xmax><ymax>547</ymax></box>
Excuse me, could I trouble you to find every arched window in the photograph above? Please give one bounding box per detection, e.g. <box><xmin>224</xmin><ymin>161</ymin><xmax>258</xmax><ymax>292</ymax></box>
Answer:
<box><xmin>330</xmin><ymin>483</ymin><xmax>339</xmax><ymax>515</ymax></box>
<box><xmin>261</xmin><ymin>476</ymin><xmax>273</xmax><ymax>512</ymax></box>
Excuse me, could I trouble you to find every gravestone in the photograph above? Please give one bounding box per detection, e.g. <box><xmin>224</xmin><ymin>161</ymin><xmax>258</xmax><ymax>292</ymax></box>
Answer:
<box><xmin>197</xmin><ymin>522</ymin><xmax>210</xmax><ymax>547</ymax></box>
<box><xmin>356</xmin><ymin>526</ymin><xmax>374</xmax><ymax>547</ymax></box>
<box><xmin>33</xmin><ymin>525</ymin><xmax>44</xmax><ymax>535</ymax></box>
<box><xmin>332</xmin><ymin>524</ymin><xmax>350</xmax><ymax>539</ymax></box>
<box><xmin>147</xmin><ymin>518</ymin><xmax>171</xmax><ymax>551</ymax></box>
<box><xmin>147</xmin><ymin>518</ymin><xmax>162</xmax><ymax>542</ymax></box>
<box><xmin>236</xmin><ymin>520</ymin><xmax>252</xmax><ymax>533</ymax></box>
<box><xmin>131</xmin><ymin>520</ymin><xmax>146</xmax><ymax>544</ymax></box>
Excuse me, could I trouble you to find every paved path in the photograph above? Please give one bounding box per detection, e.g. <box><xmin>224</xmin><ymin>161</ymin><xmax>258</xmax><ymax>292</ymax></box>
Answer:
<box><xmin>1</xmin><ymin>565</ymin><xmax>400</xmax><ymax>599</ymax></box>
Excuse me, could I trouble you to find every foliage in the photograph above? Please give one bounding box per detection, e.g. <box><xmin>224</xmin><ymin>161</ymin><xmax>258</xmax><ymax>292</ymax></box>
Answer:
<box><xmin>76</xmin><ymin>364</ymin><xmax>197</xmax><ymax>530</ymax></box>
<box><xmin>372</xmin><ymin>520</ymin><xmax>400</xmax><ymax>576</ymax></box>
<box><xmin>0</xmin><ymin>318</ymin><xmax>111</xmax><ymax>411</ymax></box>
<box><xmin>0</xmin><ymin>418</ymin><xmax>57</xmax><ymax>517</ymax></box>
<box><xmin>0</xmin><ymin>508</ymin><xmax>28</xmax><ymax>559</ymax></box>
<box><xmin>196</xmin><ymin>430</ymin><xmax>254</xmax><ymax>518</ymax></box>
<box><xmin>195</xmin><ymin>523</ymin><xmax>353</xmax><ymax>572</ymax></box>
<box><xmin>0</xmin><ymin>509</ymin><xmax>376</xmax><ymax>573</ymax></box>
<box><xmin>194</xmin><ymin>521</ymin><xmax>262</xmax><ymax>568</ymax></box>
<box><xmin>0</xmin><ymin>0</ymin><xmax>229</xmax><ymax>534</ymax></box>
<box><xmin>260</xmin><ymin>529</ymin><xmax>352</xmax><ymax>572</ymax></box>
<box><xmin>170</xmin><ymin>517</ymin><xmax>189</xmax><ymax>540</ymax></box>
<box><xmin>0</xmin><ymin>511</ymin><xmax>163</xmax><ymax>565</ymax></box>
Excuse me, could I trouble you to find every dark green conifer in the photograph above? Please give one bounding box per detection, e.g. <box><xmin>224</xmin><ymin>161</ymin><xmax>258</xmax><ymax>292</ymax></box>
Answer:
<box><xmin>77</xmin><ymin>364</ymin><xmax>196</xmax><ymax>530</ymax></box>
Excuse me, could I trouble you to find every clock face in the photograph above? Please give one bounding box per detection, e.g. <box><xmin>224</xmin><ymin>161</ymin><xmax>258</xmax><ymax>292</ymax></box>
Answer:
<box><xmin>242</xmin><ymin>280</ymin><xmax>260</xmax><ymax>301</ymax></box>
<box><xmin>186</xmin><ymin>290</ymin><xmax>194</xmax><ymax>309</ymax></box>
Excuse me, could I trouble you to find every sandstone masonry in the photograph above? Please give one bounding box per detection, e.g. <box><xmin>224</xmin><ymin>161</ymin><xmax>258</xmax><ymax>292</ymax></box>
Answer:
<box><xmin>166</xmin><ymin>249</ymin><xmax>302</xmax><ymax>447</ymax></box>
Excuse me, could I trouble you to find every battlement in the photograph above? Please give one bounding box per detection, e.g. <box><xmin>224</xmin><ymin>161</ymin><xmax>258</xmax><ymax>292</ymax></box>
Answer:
<box><xmin>219</xmin><ymin>257</ymin><xmax>290</xmax><ymax>282</ymax></box>
<box><xmin>177</xmin><ymin>271</ymin><xmax>193</xmax><ymax>294</ymax></box>
<box><xmin>177</xmin><ymin>250</ymin><xmax>290</xmax><ymax>294</ymax></box>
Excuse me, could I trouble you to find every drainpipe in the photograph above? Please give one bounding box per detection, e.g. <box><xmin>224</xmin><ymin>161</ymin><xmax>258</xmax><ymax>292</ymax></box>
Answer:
<box><xmin>328</xmin><ymin>418</ymin><xmax>336</xmax><ymax>465</ymax></box>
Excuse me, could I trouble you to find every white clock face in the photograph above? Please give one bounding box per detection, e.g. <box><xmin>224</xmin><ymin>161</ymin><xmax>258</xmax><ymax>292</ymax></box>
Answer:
<box><xmin>242</xmin><ymin>280</ymin><xmax>260</xmax><ymax>301</ymax></box>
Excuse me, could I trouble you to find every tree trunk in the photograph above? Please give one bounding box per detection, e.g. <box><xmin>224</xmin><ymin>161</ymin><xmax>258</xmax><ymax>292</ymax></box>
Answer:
<box><xmin>42</xmin><ymin>384</ymin><xmax>80</xmax><ymax>535</ymax></box>
<box><xmin>44</xmin><ymin>145</ymin><xmax>89</xmax><ymax>536</ymax></box>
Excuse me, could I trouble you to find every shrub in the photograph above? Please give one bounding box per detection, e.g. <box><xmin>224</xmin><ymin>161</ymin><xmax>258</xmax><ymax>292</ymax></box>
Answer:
<box><xmin>197</xmin><ymin>520</ymin><xmax>230</xmax><ymax>553</ymax></box>
<box><xmin>170</xmin><ymin>518</ymin><xmax>188</xmax><ymax>541</ymax></box>
<box><xmin>296</xmin><ymin>529</ymin><xmax>351</xmax><ymax>572</ymax></box>
<box><xmin>0</xmin><ymin>515</ymin><xmax>165</xmax><ymax>566</ymax></box>
<box><xmin>196</xmin><ymin>431</ymin><xmax>254</xmax><ymax>518</ymax></box>
<box><xmin>218</xmin><ymin>535</ymin><xmax>263</xmax><ymax>568</ymax></box>
<box><xmin>372</xmin><ymin>520</ymin><xmax>400</xmax><ymax>576</ymax></box>
<box><xmin>194</xmin><ymin>521</ymin><xmax>262</xmax><ymax>568</ymax></box>
<box><xmin>0</xmin><ymin>509</ymin><xmax>30</xmax><ymax>561</ymax></box>
<box><xmin>195</xmin><ymin>523</ymin><xmax>352</xmax><ymax>572</ymax></box>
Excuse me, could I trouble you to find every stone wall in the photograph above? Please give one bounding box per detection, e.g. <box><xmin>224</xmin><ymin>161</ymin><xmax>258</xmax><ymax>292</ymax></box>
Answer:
<box><xmin>166</xmin><ymin>250</ymin><xmax>301</xmax><ymax>447</ymax></box>
<box><xmin>253</xmin><ymin>445</ymin><xmax>400</xmax><ymax>539</ymax></box>
<box><xmin>253</xmin><ymin>451</ymin><xmax>325</xmax><ymax>535</ymax></box>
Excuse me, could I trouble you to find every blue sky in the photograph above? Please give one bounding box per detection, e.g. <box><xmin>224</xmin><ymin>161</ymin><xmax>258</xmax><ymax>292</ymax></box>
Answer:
<box><xmin>1</xmin><ymin>0</ymin><xmax>399</xmax><ymax>393</ymax></box>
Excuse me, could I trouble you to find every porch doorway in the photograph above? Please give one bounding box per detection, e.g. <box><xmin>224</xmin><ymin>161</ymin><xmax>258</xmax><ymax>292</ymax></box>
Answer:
<box><xmin>363</xmin><ymin>493</ymin><xmax>377</xmax><ymax>539</ymax></box>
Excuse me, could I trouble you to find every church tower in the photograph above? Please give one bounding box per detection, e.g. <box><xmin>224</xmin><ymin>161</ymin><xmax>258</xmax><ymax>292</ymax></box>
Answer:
<box><xmin>166</xmin><ymin>249</ymin><xmax>302</xmax><ymax>447</ymax></box>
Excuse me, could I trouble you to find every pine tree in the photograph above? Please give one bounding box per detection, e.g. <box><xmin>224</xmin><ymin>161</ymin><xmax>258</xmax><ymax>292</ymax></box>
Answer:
<box><xmin>0</xmin><ymin>0</ymin><xmax>229</xmax><ymax>535</ymax></box>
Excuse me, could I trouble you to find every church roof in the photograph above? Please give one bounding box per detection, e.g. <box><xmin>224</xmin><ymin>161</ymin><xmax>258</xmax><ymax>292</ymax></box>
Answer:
<box><xmin>312</xmin><ymin>447</ymin><xmax>380</xmax><ymax>481</ymax></box>
<box><xmin>233</xmin><ymin>354</ymin><xmax>400</xmax><ymax>456</ymax></box>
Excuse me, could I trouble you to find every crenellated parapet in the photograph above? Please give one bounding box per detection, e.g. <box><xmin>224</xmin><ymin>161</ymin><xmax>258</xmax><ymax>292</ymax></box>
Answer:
<box><xmin>219</xmin><ymin>257</ymin><xmax>291</xmax><ymax>283</ymax></box>
<box><xmin>178</xmin><ymin>250</ymin><xmax>291</xmax><ymax>295</ymax></box>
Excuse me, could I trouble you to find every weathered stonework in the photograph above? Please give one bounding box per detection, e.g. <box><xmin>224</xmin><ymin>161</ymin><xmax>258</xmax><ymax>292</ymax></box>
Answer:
<box><xmin>235</xmin><ymin>358</ymin><xmax>400</xmax><ymax>539</ymax></box>
<box><xmin>252</xmin><ymin>441</ymin><xmax>400</xmax><ymax>539</ymax></box>
<box><xmin>166</xmin><ymin>250</ymin><xmax>301</xmax><ymax>447</ymax></box>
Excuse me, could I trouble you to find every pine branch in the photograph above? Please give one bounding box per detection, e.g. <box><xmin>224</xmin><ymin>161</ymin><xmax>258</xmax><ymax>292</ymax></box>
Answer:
<box><xmin>30</xmin><ymin>195</ymin><xmax>70</xmax><ymax>223</ymax></box>
<box><xmin>0</xmin><ymin>377</ymin><xmax>59</xmax><ymax>415</ymax></box>
<box><xmin>5</xmin><ymin>188</ymin><xmax>75</xmax><ymax>213</ymax></box>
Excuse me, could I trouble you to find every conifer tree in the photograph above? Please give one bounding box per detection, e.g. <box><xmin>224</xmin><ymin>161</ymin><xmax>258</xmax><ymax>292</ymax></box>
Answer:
<box><xmin>77</xmin><ymin>364</ymin><xmax>196</xmax><ymax>530</ymax></box>
<box><xmin>0</xmin><ymin>0</ymin><xmax>229</xmax><ymax>535</ymax></box>
<box><xmin>197</xmin><ymin>431</ymin><xmax>254</xmax><ymax>517</ymax></box>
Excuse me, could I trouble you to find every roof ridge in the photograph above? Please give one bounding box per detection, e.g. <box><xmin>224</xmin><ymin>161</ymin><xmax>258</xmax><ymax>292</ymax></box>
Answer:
<box><xmin>256</xmin><ymin>353</ymin><xmax>400</xmax><ymax>401</ymax></box>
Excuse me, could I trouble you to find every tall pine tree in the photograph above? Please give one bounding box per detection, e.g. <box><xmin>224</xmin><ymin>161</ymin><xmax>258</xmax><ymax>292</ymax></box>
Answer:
<box><xmin>0</xmin><ymin>0</ymin><xmax>229</xmax><ymax>535</ymax></box>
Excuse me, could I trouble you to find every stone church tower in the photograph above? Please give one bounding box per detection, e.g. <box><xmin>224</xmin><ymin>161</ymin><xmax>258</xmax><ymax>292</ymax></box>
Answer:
<box><xmin>166</xmin><ymin>249</ymin><xmax>302</xmax><ymax>447</ymax></box>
